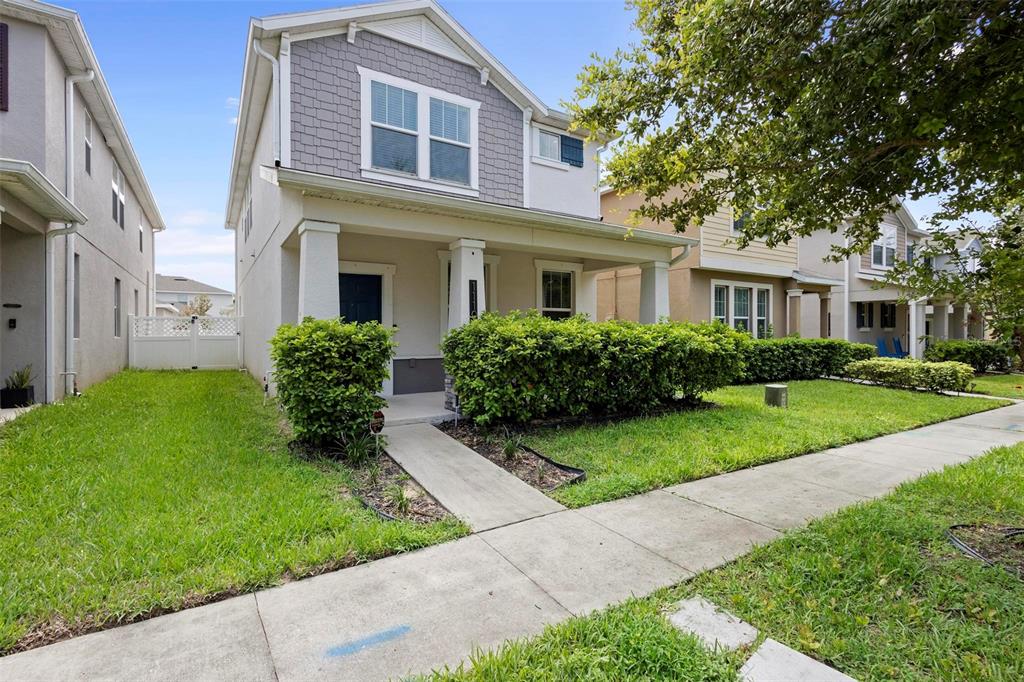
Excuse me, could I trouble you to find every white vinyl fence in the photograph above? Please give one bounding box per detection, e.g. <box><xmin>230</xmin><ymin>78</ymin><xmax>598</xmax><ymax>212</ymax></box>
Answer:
<box><xmin>129</xmin><ymin>316</ymin><xmax>242</xmax><ymax>370</ymax></box>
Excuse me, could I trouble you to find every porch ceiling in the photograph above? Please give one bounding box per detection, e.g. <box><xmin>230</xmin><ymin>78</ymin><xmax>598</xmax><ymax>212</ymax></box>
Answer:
<box><xmin>272</xmin><ymin>167</ymin><xmax>695</xmax><ymax>264</ymax></box>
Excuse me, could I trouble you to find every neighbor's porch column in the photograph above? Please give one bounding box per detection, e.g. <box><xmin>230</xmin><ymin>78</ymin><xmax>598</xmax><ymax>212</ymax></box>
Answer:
<box><xmin>908</xmin><ymin>298</ymin><xmax>926</xmax><ymax>358</ymax></box>
<box><xmin>786</xmin><ymin>289</ymin><xmax>803</xmax><ymax>336</ymax></box>
<box><xmin>932</xmin><ymin>299</ymin><xmax>951</xmax><ymax>341</ymax></box>
<box><xmin>949</xmin><ymin>304</ymin><xmax>967</xmax><ymax>340</ymax></box>
<box><xmin>297</xmin><ymin>219</ymin><xmax>341</xmax><ymax>319</ymax></box>
<box><xmin>577</xmin><ymin>270</ymin><xmax>599</xmax><ymax>321</ymax></box>
<box><xmin>820</xmin><ymin>292</ymin><xmax>832</xmax><ymax>338</ymax></box>
<box><xmin>447</xmin><ymin>239</ymin><xmax>486</xmax><ymax>331</ymax></box>
<box><xmin>638</xmin><ymin>261</ymin><xmax>670</xmax><ymax>323</ymax></box>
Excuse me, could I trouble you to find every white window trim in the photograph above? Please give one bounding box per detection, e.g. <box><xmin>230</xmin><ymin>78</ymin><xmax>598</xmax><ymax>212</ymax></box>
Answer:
<box><xmin>84</xmin><ymin>113</ymin><xmax>93</xmax><ymax>175</ymax></box>
<box><xmin>710</xmin><ymin>279</ymin><xmax>773</xmax><ymax>338</ymax></box>
<box><xmin>357</xmin><ymin>66</ymin><xmax>480</xmax><ymax>196</ymax></box>
<box><xmin>111</xmin><ymin>163</ymin><xmax>125</xmax><ymax>227</ymax></box>
<box><xmin>871</xmin><ymin>224</ymin><xmax>897</xmax><ymax>269</ymax></box>
<box><xmin>534</xmin><ymin>259</ymin><xmax>583</xmax><ymax>318</ymax></box>
<box><xmin>437</xmin><ymin>251</ymin><xmax>500</xmax><ymax>342</ymax></box>
<box><xmin>338</xmin><ymin>260</ymin><xmax>396</xmax><ymax>396</ymax></box>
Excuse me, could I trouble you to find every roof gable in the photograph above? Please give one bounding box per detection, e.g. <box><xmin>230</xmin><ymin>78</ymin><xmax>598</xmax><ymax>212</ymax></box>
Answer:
<box><xmin>360</xmin><ymin>14</ymin><xmax>473</xmax><ymax>65</ymax></box>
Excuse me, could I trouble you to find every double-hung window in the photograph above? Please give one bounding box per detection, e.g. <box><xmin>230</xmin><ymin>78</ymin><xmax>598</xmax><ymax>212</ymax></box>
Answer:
<box><xmin>713</xmin><ymin>285</ymin><xmax>728</xmax><ymax>323</ymax></box>
<box><xmin>111</xmin><ymin>163</ymin><xmax>125</xmax><ymax>228</ymax></box>
<box><xmin>535</xmin><ymin>261</ymin><xmax>581</xmax><ymax>320</ymax></box>
<box><xmin>856</xmin><ymin>302</ymin><xmax>874</xmax><ymax>330</ymax></box>
<box><xmin>113</xmin><ymin>277</ymin><xmax>122</xmax><ymax>337</ymax></box>
<box><xmin>880</xmin><ymin>302</ymin><xmax>897</xmax><ymax>329</ymax></box>
<box><xmin>732</xmin><ymin>209</ymin><xmax>752</xmax><ymax>234</ymax></box>
<box><xmin>360</xmin><ymin>67</ymin><xmax>479</xmax><ymax>195</ymax></box>
<box><xmin>905</xmin><ymin>243</ymin><xmax>915</xmax><ymax>264</ymax></box>
<box><xmin>871</xmin><ymin>225</ymin><xmax>896</xmax><ymax>268</ymax></box>
<box><xmin>712</xmin><ymin>280</ymin><xmax>772</xmax><ymax>338</ymax></box>
<box><xmin>370</xmin><ymin>80</ymin><xmax>418</xmax><ymax>175</ymax></box>
<box><xmin>429</xmin><ymin>98</ymin><xmax>471</xmax><ymax>184</ymax></box>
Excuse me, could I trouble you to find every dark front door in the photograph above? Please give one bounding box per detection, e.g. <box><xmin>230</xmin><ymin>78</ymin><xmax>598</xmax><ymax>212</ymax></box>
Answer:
<box><xmin>338</xmin><ymin>273</ymin><xmax>382</xmax><ymax>323</ymax></box>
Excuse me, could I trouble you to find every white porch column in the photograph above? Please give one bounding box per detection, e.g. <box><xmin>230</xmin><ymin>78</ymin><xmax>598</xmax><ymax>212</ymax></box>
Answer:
<box><xmin>932</xmin><ymin>300</ymin><xmax>951</xmax><ymax>341</ymax></box>
<box><xmin>638</xmin><ymin>261</ymin><xmax>670</xmax><ymax>323</ymax></box>
<box><xmin>297</xmin><ymin>220</ymin><xmax>341</xmax><ymax>320</ymax></box>
<box><xmin>447</xmin><ymin>239</ymin><xmax>486</xmax><ymax>331</ymax></box>
<box><xmin>577</xmin><ymin>270</ymin><xmax>598</xmax><ymax>321</ymax></box>
<box><xmin>820</xmin><ymin>292</ymin><xmax>832</xmax><ymax>338</ymax></box>
<box><xmin>786</xmin><ymin>289</ymin><xmax>803</xmax><ymax>336</ymax></box>
<box><xmin>908</xmin><ymin>298</ymin><xmax>926</xmax><ymax>358</ymax></box>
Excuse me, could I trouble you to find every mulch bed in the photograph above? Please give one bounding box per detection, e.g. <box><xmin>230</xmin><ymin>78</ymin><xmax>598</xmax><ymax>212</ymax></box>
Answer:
<box><xmin>354</xmin><ymin>452</ymin><xmax>453</xmax><ymax>523</ymax></box>
<box><xmin>948</xmin><ymin>525</ymin><xmax>1024</xmax><ymax>579</ymax></box>
<box><xmin>438</xmin><ymin>422</ymin><xmax>581</xmax><ymax>493</ymax></box>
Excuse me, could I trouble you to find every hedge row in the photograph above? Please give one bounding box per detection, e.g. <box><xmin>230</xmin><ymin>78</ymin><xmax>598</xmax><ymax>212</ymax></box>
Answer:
<box><xmin>740</xmin><ymin>337</ymin><xmax>876</xmax><ymax>383</ymax></box>
<box><xmin>442</xmin><ymin>313</ymin><xmax>748</xmax><ymax>424</ymax></box>
<box><xmin>924</xmin><ymin>339</ymin><xmax>1011</xmax><ymax>373</ymax></box>
<box><xmin>270</xmin><ymin>317</ymin><xmax>396</xmax><ymax>445</ymax></box>
<box><xmin>843</xmin><ymin>357</ymin><xmax>974</xmax><ymax>393</ymax></box>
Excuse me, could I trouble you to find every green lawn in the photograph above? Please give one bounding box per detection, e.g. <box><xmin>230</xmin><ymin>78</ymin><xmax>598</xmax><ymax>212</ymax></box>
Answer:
<box><xmin>970</xmin><ymin>372</ymin><xmax>1024</xmax><ymax>399</ymax></box>
<box><xmin>433</xmin><ymin>444</ymin><xmax>1024</xmax><ymax>681</ymax></box>
<box><xmin>528</xmin><ymin>380</ymin><xmax>1006</xmax><ymax>508</ymax></box>
<box><xmin>0</xmin><ymin>370</ymin><xmax>466</xmax><ymax>653</ymax></box>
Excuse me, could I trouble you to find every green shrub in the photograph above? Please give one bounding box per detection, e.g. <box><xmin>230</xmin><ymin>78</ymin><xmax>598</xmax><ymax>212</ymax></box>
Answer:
<box><xmin>270</xmin><ymin>317</ymin><xmax>396</xmax><ymax>446</ymax></box>
<box><xmin>924</xmin><ymin>339</ymin><xmax>1011</xmax><ymax>373</ymax></box>
<box><xmin>842</xmin><ymin>357</ymin><xmax>975</xmax><ymax>392</ymax></box>
<box><xmin>739</xmin><ymin>337</ymin><xmax>875</xmax><ymax>383</ymax></box>
<box><xmin>442</xmin><ymin>312</ymin><xmax>748</xmax><ymax>424</ymax></box>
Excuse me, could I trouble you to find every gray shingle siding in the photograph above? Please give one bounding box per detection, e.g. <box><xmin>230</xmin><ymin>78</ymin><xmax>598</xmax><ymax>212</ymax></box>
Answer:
<box><xmin>290</xmin><ymin>30</ymin><xmax>524</xmax><ymax>207</ymax></box>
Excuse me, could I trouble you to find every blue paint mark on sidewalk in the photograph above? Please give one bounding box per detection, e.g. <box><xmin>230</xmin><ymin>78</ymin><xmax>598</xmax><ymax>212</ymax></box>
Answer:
<box><xmin>326</xmin><ymin>624</ymin><xmax>412</xmax><ymax>658</ymax></box>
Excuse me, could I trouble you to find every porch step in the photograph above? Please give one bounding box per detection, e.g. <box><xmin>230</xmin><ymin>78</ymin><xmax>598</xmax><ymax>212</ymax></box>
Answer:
<box><xmin>384</xmin><ymin>423</ymin><xmax>565</xmax><ymax>531</ymax></box>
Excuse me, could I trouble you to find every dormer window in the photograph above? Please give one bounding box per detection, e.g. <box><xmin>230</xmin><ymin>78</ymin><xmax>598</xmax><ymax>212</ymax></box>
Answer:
<box><xmin>358</xmin><ymin>67</ymin><xmax>479</xmax><ymax>197</ymax></box>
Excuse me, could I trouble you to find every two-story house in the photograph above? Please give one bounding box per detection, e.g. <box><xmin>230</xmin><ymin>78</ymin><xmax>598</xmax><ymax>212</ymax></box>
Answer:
<box><xmin>0</xmin><ymin>0</ymin><xmax>164</xmax><ymax>403</ymax></box>
<box><xmin>226</xmin><ymin>0</ymin><xmax>693</xmax><ymax>398</ymax></box>
<box><xmin>599</xmin><ymin>188</ymin><xmax>840</xmax><ymax>337</ymax></box>
<box><xmin>155</xmin><ymin>274</ymin><xmax>234</xmax><ymax>317</ymax></box>
<box><xmin>799</xmin><ymin>202</ymin><xmax>978</xmax><ymax>356</ymax></box>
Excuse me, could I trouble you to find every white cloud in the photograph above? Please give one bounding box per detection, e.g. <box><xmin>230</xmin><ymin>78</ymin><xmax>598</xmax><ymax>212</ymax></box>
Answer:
<box><xmin>225</xmin><ymin>96</ymin><xmax>240</xmax><ymax>109</ymax></box>
<box><xmin>228</xmin><ymin>116</ymin><xmax>238</xmax><ymax>126</ymax></box>
<box><xmin>174</xmin><ymin>209</ymin><xmax>223</xmax><ymax>229</ymax></box>
<box><xmin>156</xmin><ymin>227</ymin><xmax>234</xmax><ymax>258</ymax></box>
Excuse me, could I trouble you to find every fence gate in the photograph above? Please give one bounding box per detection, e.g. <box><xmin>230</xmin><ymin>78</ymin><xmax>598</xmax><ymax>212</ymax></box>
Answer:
<box><xmin>129</xmin><ymin>316</ymin><xmax>242</xmax><ymax>370</ymax></box>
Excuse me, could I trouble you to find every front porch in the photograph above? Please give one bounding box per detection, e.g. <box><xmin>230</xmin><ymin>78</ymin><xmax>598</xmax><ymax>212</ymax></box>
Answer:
<box><xmin>382</xmin><ymin>391</ymin><xmax>452</xmax><ymax>425</ymax></box>
<box><xmin>846</xmin><ymin>295</ymin><xmax>979</xmax><ymax>358</ymax></box>
<box><xmin>275</xmin><ymin>168</ymin><xmax>693</xmax><ymax>395</ymax></box>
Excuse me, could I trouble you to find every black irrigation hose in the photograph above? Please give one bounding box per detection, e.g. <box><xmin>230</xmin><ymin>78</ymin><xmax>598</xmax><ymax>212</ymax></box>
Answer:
<box><xmin>946</xmin><ymin>524</ymin><xmax>1024</xmax><ymax>580</ymax></box>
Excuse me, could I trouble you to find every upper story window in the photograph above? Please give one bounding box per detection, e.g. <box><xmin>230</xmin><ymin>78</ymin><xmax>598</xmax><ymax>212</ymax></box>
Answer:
<box><xmin>84</xmin><ymin>113</ymin><xmax>93</xmax><ymax>175</ymax></box>
<box><xmin>111</xmin><ymin>163</ymin><xmax>125</xmax><ymax>228</ymax></box>
<box><xmin>429</xmin><ymin>98</ymin><xmax>471</xmax><ymax>184</ymax></box>
<box><xmin>537</xmin><ymin>130</ymin><xmax>560</xmax><ymax>161</ymax></box>
<box><xmin>358</xmin><ymin>67</ymin><xmax>480</xmax><ymax>197</ymax></box>
<box><xmin>370</xmin><ymin>81</ymin><xmax>418</xmax><ymax>174</ymax></box>
<box><xmin>732</xmin><ymin>209</ymin><xmax>752</xmax><ymax>234</ymax></box>
<box><xmin>241</xmin><ymin>181</ymin><xmax>252</xmax><ymax>242</ymax></box>
<box><xmin>138</xmin><ymin>224</ymin><xmax>144</xmax><ymax>252</ymax></box>
<box><xmin>871</xmin><ymin>224</ymin><xmax>896</xmax><ymax>268</ymax></box>
<box><xmin>905</xmin><ymin>243</ymin><xmax>915</xmax><ymax>263</ymax></box>
<box><xmin>0</xmin><ymin>23</ymin><xmax>8</xmax><ymax>113</ymax></box>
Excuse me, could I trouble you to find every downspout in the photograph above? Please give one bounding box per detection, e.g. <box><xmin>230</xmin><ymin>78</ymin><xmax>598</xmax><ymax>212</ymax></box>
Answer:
<box><xmin>46</xmin><ymin>69</ymin><xmax>93</xmax><ymax>402</ymax></box>
<box><xmin>252</xmin><ymin>39</ymin><xmax>280</xmax><ymax>164</ymax></box>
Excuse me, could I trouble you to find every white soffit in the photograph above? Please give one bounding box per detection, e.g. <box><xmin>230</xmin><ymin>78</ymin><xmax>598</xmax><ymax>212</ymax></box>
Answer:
<box><xmin>361</xmin><ymin>15</ymin><xmax>475</xmax><ymax>66</ymax></box>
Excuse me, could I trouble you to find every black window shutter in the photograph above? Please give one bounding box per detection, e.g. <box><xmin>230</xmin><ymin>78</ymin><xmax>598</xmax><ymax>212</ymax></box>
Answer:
<box><xmin>0</xmin><ymin>23</ymin><xmax>9</xmax><ymax>112</ymax></box>
<box><xmin>560</xmin><ymin>135</ymin><xmax>584</xmax><ymax>167</ymax></box>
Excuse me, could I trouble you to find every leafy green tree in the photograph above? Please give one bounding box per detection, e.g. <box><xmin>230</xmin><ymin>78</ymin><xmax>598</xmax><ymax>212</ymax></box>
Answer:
<box><xmin>571</xmin><ymin>0</ymin><xmax>1024</xmax><ymax>254</ymax></box>
<box><xmin>884</xmin><ymin>202</ymin><xmax>1024</xmax><ymax>366</ymax></box>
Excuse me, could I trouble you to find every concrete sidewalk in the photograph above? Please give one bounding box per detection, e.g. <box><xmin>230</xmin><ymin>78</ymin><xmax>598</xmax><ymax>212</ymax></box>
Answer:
<box><xmin>3</xmin><ymin>401</ymin><xmax>1023</xmax><ymax>681</ymax></box>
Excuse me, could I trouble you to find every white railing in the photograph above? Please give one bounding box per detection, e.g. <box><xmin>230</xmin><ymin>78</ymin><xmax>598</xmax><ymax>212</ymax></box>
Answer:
<box><xmin>129</xmin><ymin>316</ymin><xmax>242</xmax><ymax>370</ymax></box>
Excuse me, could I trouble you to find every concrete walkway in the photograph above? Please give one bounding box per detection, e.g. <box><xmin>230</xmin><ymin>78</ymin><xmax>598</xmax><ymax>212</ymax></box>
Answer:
<box><xmin>385</xmin><ymin>423</ymin><xmax>564</xmax><ymax>531</ymax></box>
<box><xmin>3</xmin><ymin>401</ymin><xmax>1023</xmax><ymax>681</ymax></box>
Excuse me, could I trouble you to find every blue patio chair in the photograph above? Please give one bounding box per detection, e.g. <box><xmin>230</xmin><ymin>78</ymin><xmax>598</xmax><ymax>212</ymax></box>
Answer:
<box><xmin>875</xmin><ymin>338</ymin><xmax>893</xmax><ymax>357</ymax></box>
<box><xmin>892</xmin><ymin>337</ymin><xmax>910</xmax><ymax>358</ymax></box>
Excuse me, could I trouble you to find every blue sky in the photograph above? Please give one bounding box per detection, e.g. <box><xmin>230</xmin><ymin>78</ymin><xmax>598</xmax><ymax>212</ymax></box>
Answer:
<box><xmin>68</xmin><ymin>0</ymin><xmax>942</xmax><ymax>292</ymax></box>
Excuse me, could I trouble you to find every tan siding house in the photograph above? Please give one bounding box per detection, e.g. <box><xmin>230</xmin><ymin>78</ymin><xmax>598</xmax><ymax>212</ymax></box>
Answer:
<box><xmin>599</xmin><ymin>188</ymin><xmax>838</xmax><ymax>338</ymax></box>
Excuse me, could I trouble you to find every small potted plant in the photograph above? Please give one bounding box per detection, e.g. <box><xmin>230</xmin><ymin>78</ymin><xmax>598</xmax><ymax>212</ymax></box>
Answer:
<box><xmin>1</xmin><ymin>365</ymin><xmax>35</xmax><ymax>408</ymax></box>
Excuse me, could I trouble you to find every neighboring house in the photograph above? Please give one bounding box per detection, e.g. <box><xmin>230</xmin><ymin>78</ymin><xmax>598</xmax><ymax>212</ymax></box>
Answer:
<box><xmin>226</xmin><ymin>0</ymin><xmax>692</xmax><ymax>396</ymax></box>
<box><xmin>799</xmin><ymin>202</ymin><xmax>979</xmax><ymax>356</ymax></box>
<box><xmin>599</xmin><ymin>188</ymin><xmax>840</xmax><ymax>337</ymax></box>
<box><xmin>155</xmin><ymin>274</ymin><xmax>234</xmax><ymax>316</ymax></box>
<box><xmin>0</xmin><ymin>0</ymin><xmax>163</xmax><ymax>401</ymax></box>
